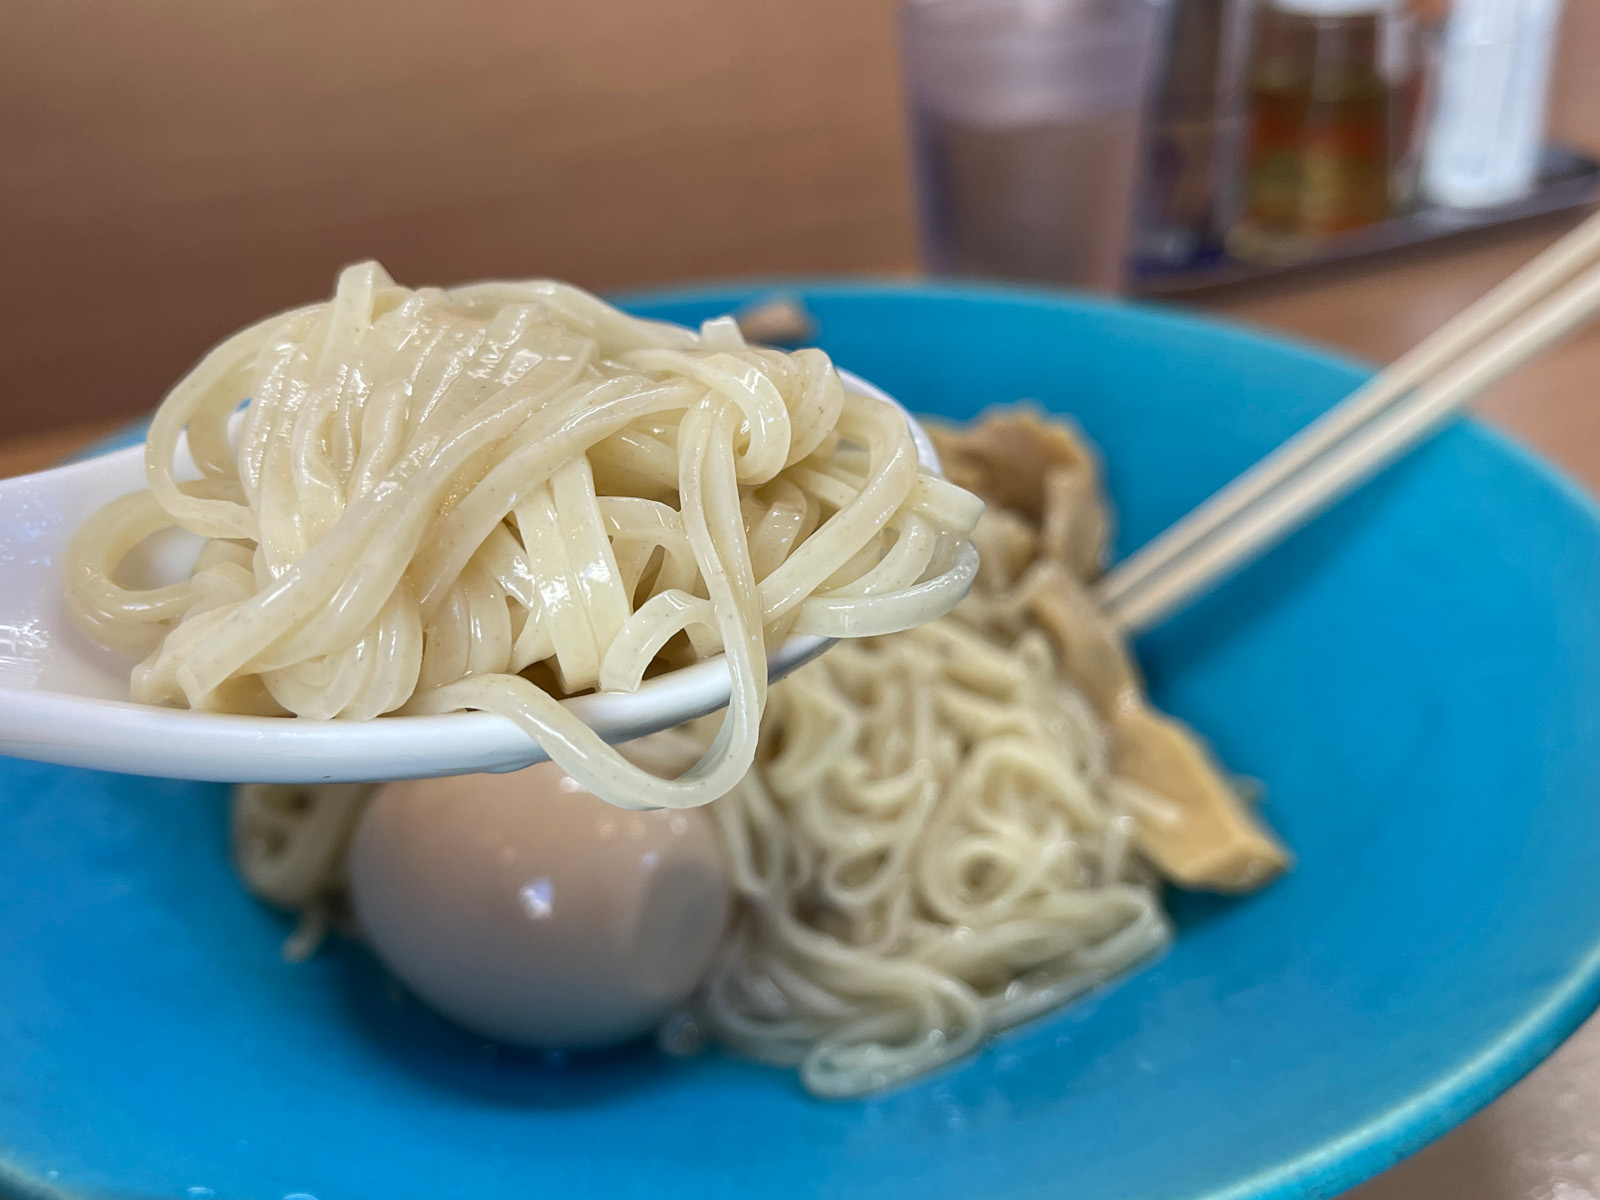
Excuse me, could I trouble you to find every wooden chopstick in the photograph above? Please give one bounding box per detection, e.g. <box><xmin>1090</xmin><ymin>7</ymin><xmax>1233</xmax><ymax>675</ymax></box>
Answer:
<box><xmin>1098</xmin><ymin>239</ymin><xmax>1600</xmax><ymax>636</ymax></box>
<box><xmin>1095</xmin><ymin>207</ymin><xmax>1600</xmax><ymax>624</ymax></box>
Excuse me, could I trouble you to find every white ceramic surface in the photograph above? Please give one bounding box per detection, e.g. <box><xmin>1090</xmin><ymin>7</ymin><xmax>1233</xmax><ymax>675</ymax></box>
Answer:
<box><xmin>0</xmin><ymin>370</ymin><xmax>947</xmax><ymax>783</ymax></box>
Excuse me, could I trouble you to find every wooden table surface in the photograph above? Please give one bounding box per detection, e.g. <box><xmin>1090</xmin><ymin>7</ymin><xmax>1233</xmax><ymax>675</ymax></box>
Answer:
<box><xmin>3</xmin><ymin>219</ymin><xmax>1598</xmax><ymax>1199</ymax></box>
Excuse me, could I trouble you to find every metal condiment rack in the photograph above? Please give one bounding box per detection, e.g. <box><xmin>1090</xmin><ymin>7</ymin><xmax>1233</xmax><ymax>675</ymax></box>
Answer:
<box><xmin>1131</xmin><ymin>145</ymin><xmax>1600</xmax><ymax>296</ymax></box>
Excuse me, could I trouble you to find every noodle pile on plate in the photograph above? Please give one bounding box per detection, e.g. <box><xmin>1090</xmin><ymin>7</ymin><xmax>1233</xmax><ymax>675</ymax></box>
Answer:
<box><xmin>691</xmin><ymin>408</ymin><xmax>1288</xmax><ymax>1095</ymax></box>
<box><xmin>694</xmin><ymin>620</ymin><xmax>1171</xmax><ymax>1095</ymax></box>
<box><xmin>62</xmin><ymin>263</ymin><xmax>981</xmax><ymax>809</ymax></box>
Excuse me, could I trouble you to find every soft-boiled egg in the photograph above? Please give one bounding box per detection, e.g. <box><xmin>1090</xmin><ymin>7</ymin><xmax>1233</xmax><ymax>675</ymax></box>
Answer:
<box><xmin>347</xmin><ymin>761</ymin><xmax>731</xmax><ymax>1051</ymax></box>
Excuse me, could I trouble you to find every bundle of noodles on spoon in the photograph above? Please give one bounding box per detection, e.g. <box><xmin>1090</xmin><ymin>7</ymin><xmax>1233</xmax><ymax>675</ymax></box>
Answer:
<box><xmin>62</xmin><ymin>263</ymin><xmax>981</xmax><ymax>809</ymax></box>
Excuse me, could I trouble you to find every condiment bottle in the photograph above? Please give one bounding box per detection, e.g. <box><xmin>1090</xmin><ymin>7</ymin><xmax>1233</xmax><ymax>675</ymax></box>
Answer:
<box><xmin>1135</xmin><ymin>0</ymin><xmax>1251</xmax><ymax>267</ymax></box>
<box><xmin>1230</xmin><ymin>0</ymin><xmax>1399</xmax><ymax>260</ymax></box>
<box><xmin>1387</xmin><ymin>0</ymin><xmax>1450</xmax><ymax>213</ymax></box>
<box><xmin>1421</xmin><ymin>0</ymin><xmax>1564</xmax><ymax>210</ymax></box>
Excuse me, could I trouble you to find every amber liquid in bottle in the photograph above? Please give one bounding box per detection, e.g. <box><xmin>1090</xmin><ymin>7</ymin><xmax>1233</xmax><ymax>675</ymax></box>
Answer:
<box><xmin>1231</xmin><ymin>5</ymin><xmax>1393</xmax><ymax>260</ymax></box>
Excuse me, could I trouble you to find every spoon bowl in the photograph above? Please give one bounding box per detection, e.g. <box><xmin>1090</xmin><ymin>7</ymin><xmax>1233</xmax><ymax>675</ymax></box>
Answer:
<box><xmin>0</xmin><ymin>370</ymin><xmax>943</xmax><ymax>783</ymax></box>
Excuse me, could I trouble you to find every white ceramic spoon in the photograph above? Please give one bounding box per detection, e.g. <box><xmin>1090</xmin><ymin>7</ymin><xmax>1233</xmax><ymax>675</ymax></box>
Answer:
<box><xmin>0</xmin><ymin>371</ymin><xmax>946</xmax><ymax>783</ymax></box>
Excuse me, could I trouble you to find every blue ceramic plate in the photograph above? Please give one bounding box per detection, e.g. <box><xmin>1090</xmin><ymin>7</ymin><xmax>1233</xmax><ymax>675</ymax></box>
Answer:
<box><xmin>6</xmin><ymin>283</ymin><xmax>1600</xmax><ymax>1200</ymax></box>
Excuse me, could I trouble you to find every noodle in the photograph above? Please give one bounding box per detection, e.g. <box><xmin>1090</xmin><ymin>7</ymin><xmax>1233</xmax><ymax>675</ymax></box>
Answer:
<box><xmin>696</xmin><ymin>623</ymin><xmax>1170</xmax><ymax>1097</ymax></box>
<box><xmin>63</xmin><ymin>263</ymin><xmax>981</xmax><ymax>810</ymax></box>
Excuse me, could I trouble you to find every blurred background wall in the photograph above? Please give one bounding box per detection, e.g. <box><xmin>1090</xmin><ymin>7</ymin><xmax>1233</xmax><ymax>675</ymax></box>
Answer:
<box><xmin>2</xmin><ymin>0</ymin><xmax>1597</xmax><ymax>440</ymax></box>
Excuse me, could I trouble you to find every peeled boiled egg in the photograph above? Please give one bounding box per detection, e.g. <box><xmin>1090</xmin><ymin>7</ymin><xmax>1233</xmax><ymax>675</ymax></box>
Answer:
<box><xmin>347</xmin><ymin>761</ymin><xmax>731</xmax><ymax>1051</ymax></box>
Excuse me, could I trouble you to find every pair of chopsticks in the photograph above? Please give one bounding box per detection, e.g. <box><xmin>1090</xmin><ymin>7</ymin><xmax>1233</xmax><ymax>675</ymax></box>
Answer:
<box><xmin>1095</xmin><ymin>207</ymin><xmax>1600</xmax><ymax>637</ymax></box>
